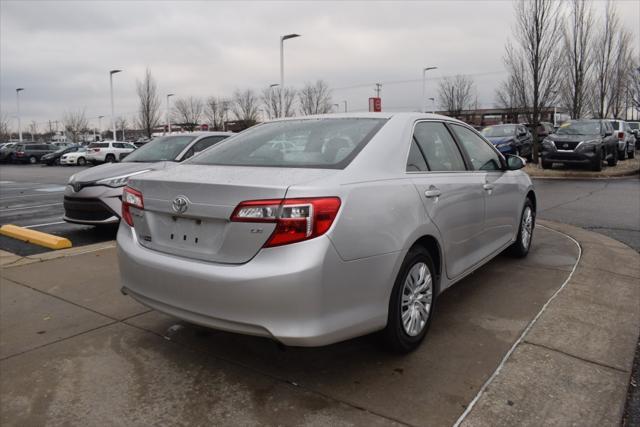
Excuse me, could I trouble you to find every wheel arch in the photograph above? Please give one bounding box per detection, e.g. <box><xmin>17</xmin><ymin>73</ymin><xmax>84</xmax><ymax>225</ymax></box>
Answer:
<box><xmin>526</xmin><ymin>189</ymin><xmax>537</xmax><ymax>213</ymax></box>
<box><xmin>409</xmin><ymin>235</ymin><xmax>442</xmax><ymax>293</ymax></box>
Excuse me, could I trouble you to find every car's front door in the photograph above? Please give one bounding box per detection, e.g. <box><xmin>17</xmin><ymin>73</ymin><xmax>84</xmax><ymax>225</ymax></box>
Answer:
<box><xmin>449</xmin><ymin>124</ymin><xmax>522</xmax><ymax>258</ymax></box>
<box><xmin>407</xmin><ymin>121</ymin><xmax>487</xmax><ymax>279</ymax></box>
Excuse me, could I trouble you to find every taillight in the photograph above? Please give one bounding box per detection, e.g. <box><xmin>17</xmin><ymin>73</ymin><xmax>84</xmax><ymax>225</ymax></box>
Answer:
<box><xmin>618</xmin><ymin>132</ymin><xmax>624</xmax><ymax>140</ymax></box>
<box><xmin>122</xmin><ymin>186</ymin><xmax>143</xmax><ymax>227</ymax></box>
<box><xmin>231</xmin><ymin>197</ymin><xmax>341</xmax><ymax>247</ymax></box>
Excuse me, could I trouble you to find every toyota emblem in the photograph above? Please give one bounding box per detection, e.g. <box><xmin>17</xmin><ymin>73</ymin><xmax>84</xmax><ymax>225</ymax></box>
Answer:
<box><xmin>563</xmin><ymin>143</ymin><xmax>569</xmax><ymax>149</ymax></box>
<box><xmin>172</xmin><ymin>196</ymin><xmax>189</xmax><ymax>214</ymax></box>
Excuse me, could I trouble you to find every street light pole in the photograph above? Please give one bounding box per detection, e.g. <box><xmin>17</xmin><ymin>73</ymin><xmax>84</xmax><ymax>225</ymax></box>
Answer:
<box><xmin>422</xmin><ymin>67</ymin><xmax>437</xmax><ymax>113</ymax></box>
<box><xmin>342</xmin><ymin>100</ymin><xmax>348</xmax><ymax>113</ymax></box>
<box><xmin>109</xmin><ymin>70</ymin><xmax>122</xmax><ymax>141</ymax></box>
<box><xmin>280</xmin><ymin>33</ymin><xmax>300</xmax><ymax>119</ymax></box>
<box><xmin>98</xmin><ymin>115</ymin><xmax>104</xmax><ymax>141</ymax></box>
<box><xmin>166</xmin><ymin>93</ymin><xmax>174</xmax><ymax>134</ymax></box>
<box><xmin>16</xmin><ymin>88</ymin><xmax>24</xmax><ymax>142</ymax></box>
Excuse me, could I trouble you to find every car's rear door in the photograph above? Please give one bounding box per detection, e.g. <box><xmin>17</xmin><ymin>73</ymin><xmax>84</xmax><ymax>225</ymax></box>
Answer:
<box><xmin>407</xmin><ymin>120</ymin><xmax>487</xmax><ymax>279</ymax></box>
<box><xmin>449</xmin><ymin>124</ymin><xmax>521</xmax><ymax>257</ymax></box>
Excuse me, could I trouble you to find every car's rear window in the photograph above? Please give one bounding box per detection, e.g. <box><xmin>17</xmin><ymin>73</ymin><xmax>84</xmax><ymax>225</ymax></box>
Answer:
<box><xmin>628</xmin><ymin>122</ymin><xmax>639</xmax><ymax>130</ymax></box>
<box><xmin>190</xmin><ymin>118</ymin><xmax>387</xmax><ymax>169</ymax></box>
<box><xmin>89</xmin><ymin>143</ymin><xmax>109</xmax><ymax>148</ymax></box>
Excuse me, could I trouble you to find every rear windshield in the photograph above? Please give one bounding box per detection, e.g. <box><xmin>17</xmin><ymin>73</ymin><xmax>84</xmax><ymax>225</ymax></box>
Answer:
<box><xmin>89</xmin><ymin>143</ymin><xmax>109</xmax><ymax>148</ymax></box>
<box><xmin>609</xmin><ymin>121</ymin><xmax>620</xmax><ymax>130</ymax></box>
<box><xmin>190</xmin><ymin>118</ymin><xmax>387</xmax><ymax>169</ymax></box>
<box><xmin>124</xmin><ymin>135</ymin><xmax>196</xmax><ymax>162</ymax></box>
<box><xmin>628</xmin><ymin>122</ymin><xmax>639</xmax><ymax>130</ymax></box>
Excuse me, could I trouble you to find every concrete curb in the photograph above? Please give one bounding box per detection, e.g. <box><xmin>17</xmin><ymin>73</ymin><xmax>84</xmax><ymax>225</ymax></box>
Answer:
<box><xmin>458</xmin><ymin>220</ymin><xmax>640</xmax><ymax>427</ymax></box>
<box><xmin>525</xmin><ymin>162</ymin><xmax>640</xmax><ymax>180</ymax></box>
<box><xmin>0</xmin><ymin>241</ymin><xmax>116</xmax><ymax>268</ymax></box>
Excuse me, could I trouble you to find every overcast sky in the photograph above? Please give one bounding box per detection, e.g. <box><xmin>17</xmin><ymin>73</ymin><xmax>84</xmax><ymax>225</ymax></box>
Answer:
<box><xmin>1</xmin><ymin>0</ymin><xmax>638</xmax><ymax>130</ymax></box>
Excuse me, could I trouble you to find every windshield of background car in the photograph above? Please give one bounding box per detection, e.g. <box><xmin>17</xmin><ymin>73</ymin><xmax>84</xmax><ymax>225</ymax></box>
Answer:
<box><xmin>629</xmin><ymin>123</ymin><xmax>639</xmax><ymax>130</ymax></box>
<box><xmin>610</xmin><ymin>121</ymin><xmax>620</xmax><ymax>130</ymax></box>
<box><xmin>557</xmin><ymin>121</ymin><xmax>601</xmax><ymax>135</ymax></box>
<box><xmin>481</xmin><ymin>125</ymin><xmax>516</xmax><ymax>137</ymax></box>
<box><xmin>123</xmin><ymin>135</ymin><xmax>197</xmax><ymax>162</ymax></box>
<box><xmin>190</xmin><ymin>118</ymin><xmax>387</xmax><ymax>169</ymax></box>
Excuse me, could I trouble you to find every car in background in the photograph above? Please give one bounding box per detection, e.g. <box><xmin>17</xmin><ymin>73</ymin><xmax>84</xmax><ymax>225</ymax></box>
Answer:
<box><xmin>60</xmin><ymin>147</ymin><xmax>89</xmax><ymax>166</ymax></box>
<box><xmin>628</xmin><ymin>121</ymin><xmax>639</xmax><ymax>145</ymax></box>
<box><xmin>41</xmin><ymin>145</ymin><xmax>82</xmax><ymax>166</ymax></box>
<box><xmin>117</xmin><ymin>113</ymin><xmax>535</xmax><ymax>353</ymax></box>
<box><xmin>481</xmin><ymin>124</ymin><xmax>532</xmax><ymax>159</ymax></box>
<box><xmin>86</xmin><ymin>141</ymin><xmax>137</xmax><ymax>164</ymax></box>
<box><xmin>64</xmin><ymin>132</ymin><xmax>232</xmax><ymax>226</ymax></box>
<box><xmin>609</xmin><ymin>120</ymin><xmax>636</xmax><ymax>160</ymax></box>
<box><xmin>0</xmin><ymin>143</ymin><xmax>18</xmax><ymax>162</ymax></box>
<box><xmin>541</xmin><ymin>119</ymin><xmax>618</xmax><ymax>171</ymax></box>
<box><xmin>12</xmin><ymin>143</ymin><xmax>57</xmax><ymax>164</ymax></box>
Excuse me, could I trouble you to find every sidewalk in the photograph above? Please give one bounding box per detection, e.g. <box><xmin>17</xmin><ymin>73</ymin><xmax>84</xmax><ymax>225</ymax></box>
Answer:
<box><xmin>0</xmin><ymin>222</ymin><xmax>637</xmax><ymax>426</ymax></box>
<box><xmin>459</xmin><ymin>220</ymin><xmax>640</xmax><ymax>426</ymax></box>
<box><xmin>525</xmin><ymin>157</ymin><xmax>640</xmax><ymax>179</ymax></box>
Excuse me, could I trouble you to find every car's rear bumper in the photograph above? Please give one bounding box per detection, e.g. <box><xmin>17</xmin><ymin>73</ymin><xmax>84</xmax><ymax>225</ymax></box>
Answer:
<box><xmin>117</xmin><ymin>223</ymin><xmax>398</xmax><ymax>346</ymax></box>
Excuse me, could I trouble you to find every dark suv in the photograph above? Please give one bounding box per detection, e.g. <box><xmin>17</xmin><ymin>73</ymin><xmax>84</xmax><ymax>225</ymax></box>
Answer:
<box><xmin>540</xmin><ymin>119</ymin><xmax>618</xmax><ymax>171</ymax></box>
<box><xmin>13</xmin><ymin>144</ymin><xmax>57</xmax><ymax>164</ymax></box>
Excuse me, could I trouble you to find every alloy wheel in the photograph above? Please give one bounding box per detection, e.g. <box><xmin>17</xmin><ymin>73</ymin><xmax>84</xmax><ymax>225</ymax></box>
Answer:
<box><xmin>521</xmin><ymin>206</ymin><xmax>533</xmax><ymax>249</ymax></box>
<box><xmin>401</xmin><ymin>262</ymin><xmax>433</xmax><ymax>337</ymax></box>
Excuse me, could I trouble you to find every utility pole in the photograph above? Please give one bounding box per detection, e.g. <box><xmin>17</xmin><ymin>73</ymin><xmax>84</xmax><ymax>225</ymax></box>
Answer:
<box><xmin>375</xmin><ymin>83</ymin><xmax>382</xmax><ymax>98</ymax></box>
<box><xmin>16</xmin><ymin>88</ymin><xmax>24</xmax><ymax>142</ymax></box>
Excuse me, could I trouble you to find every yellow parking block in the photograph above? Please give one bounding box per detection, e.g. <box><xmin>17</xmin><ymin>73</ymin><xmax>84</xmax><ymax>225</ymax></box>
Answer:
<box><xmin>0</xmin><ymin>224</ymin><xmax>72</xmax><ymax>250</ymax></box>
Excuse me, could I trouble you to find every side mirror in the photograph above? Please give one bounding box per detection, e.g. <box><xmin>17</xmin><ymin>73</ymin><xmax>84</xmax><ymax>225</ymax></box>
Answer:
<box><xmin>506</xmin><ymin>154</ymin><xmax>525</xmax><ymax>170</ymax></box>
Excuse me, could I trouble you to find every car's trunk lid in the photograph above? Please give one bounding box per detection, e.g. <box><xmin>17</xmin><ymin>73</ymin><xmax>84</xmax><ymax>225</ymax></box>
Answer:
<box><xmin>127</xmin><ymin>164</ymin><xmax>336</xmax><ymax>264</ymax></box>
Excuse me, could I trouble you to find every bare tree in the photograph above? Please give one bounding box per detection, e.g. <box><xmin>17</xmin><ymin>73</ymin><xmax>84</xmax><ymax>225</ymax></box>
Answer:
<box><xmin>632</xmin><ymin>66</ymin><xmax>640</xmax><ymax>118</ymax></box>
<box><xmin>0</xmin><ymin>113</ymin><xmax>10</xmax><ymax>140</ymax></box>
<box><xmin>592</xmin><ymin>1</ymin><xmax>620</xmax><ymax>118</ymax></box>
<box><xmin>116</xmin><ymin>116</ymin><xmax>128</xmax><ymax>141</ymax></box>
<box><xmin>173</xmin><ymin>96</ymin><xmax>204</xmax><ymax>131</ymax></box>
<box><xmin>204</xmin><ymin>96</ymin><xmax>230</xmax><ymax>130</ymax></box>
<box><xmin>63</xmin><ymin>109</ymin><xmax>88</xmax><ymax>143</ymax></box>
<box><xmin>232</xmin><ymin>89</ymin><xmax>260</xmax><ymax>125</ymax></box>
<box><xmin>298</xmin><ymin>80</ymin><xmax>333</xmax><ymax>115</ymax></box>
<box><xmin>560</xmin><ymin>0</ymin><xmax>594</xmax><ymax>119</ymax></box>
<box><xmin>28</xmin><ymin>121</ymin><xmax>37</xmax><ymax>141</ymax></box>
<box><xmin>607</xmin><ymin>29</ymin><xmax>633</xmax><ymax>119</ymax></box>
<box><xmin>136</xmin><ymin>68</ymin><xmax>161</xmax><ymax>138</ymax></box>
<box><xmin>262</xmin><ymin>86</ymin><xmax>296</xmax><ymax>119</ymax></box>
<box><xmin>502</xmin><ymin>0</ymin><xmax>563</xmax><ymax>162</ymax></box>
<box><xmin>438</xmin><ymin>75</ymin><xmax>476</xmax><ymax>117</ymax></box>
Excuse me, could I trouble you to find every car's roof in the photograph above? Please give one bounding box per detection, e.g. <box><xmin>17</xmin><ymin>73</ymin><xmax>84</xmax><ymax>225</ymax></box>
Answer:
<box><xmin>165</xmin><ymin>131</ymin><xmax>234</xmax><ymax>137</ymax></box>
<box><xmin>265</xmin><ymin>111</ymin><xmax>468</xmax><ymax>125</ymax></box>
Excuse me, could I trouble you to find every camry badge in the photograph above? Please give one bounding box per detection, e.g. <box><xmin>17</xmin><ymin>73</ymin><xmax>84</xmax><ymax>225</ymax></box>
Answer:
<box><xmin>172</xmin><ymin>196</ymin><xmax>189</xmax><ymax>214</ymax></box>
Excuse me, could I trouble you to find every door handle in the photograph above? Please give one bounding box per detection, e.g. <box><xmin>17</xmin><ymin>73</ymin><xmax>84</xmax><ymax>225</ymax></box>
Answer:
<box><xmin>424</xmin><ymin>189</ymin><xmax>441</xmax><ymax>198</ymax></box>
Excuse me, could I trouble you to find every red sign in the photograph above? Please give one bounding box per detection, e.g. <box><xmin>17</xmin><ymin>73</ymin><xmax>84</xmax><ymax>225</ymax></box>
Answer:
<box><xmin>368</xmin><ymin>97</ymin><xmax>382</xmax><ymax>112</ymax></box>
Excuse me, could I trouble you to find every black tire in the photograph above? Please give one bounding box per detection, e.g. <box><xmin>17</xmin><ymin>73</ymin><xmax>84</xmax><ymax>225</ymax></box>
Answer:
<box><xmin>607</xmin><ymin>148</ymin><xmax>618</xmax><ymax>167</ymax></box>
<box><xmin>28</xmin><ymin>156</ymin><xmax>37</xmax><ymax>164</ymax></box>
<box><xmin>629</xmin><ymin>149</ymin><xmax>635</xmax><ymax>159</ymax></box>
<box><xmin>618</xmin><ymin>147</ymin><xmax>626</xmax><ymax>161</ymax></box>
<box><xmin>77</xmin><ymin>157</ymin><xmax>86</xmax><ymax>166</ymax></box>
<box><xmin>507</xmin><ymin>198</ymin><xmax>535</xmax><ymax>258</ymax></box>
<box><xmin>54</xmin><ymin>158</ymin><xmax>60</xmax><ymax>166</ymax></box>
<box><xmin>105</xmin><ymin>154</ymin><xmax>116</xmax><ymax>163</ymax></box>
<box><xmin>541</xmin><ymin>158</ymin><xmax>552</xmax><ymax>169</ymax></box>
<box><xmin>382</xmin><ymin>247</ymin><xmax>437</xmax><ymax>353</ymax></box>
<box><xmin>592</xmin><ymin>151</ymin><xmax>602</xmax><ymax>171</ymax></box>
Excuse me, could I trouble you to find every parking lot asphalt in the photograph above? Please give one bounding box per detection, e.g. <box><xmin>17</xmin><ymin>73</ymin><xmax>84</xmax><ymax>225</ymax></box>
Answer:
<box><xmin>0</xmin><ymin>164</ymin><xmax>116</xmax><ymax>256</ymax></box>
<box><xmin>0</xmin><ymin>224</ymin><xmax>594</xmax><ymax>426</ymax></box>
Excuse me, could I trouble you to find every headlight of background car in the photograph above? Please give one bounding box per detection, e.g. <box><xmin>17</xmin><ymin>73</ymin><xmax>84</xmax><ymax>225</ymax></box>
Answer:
<box><xmin>575</xmin><ymin>140</ymin><xmax>599</xmax><ymax>153</ymax></box>
<box><xmin>96</xmin><ymin>170</ymin><xmax>152</xmax><ymax>188</ymax></box>
<box><xmin>542</xmin><ymin>138</ymin><xmax>555</xmax><ymax>149</ymax></box>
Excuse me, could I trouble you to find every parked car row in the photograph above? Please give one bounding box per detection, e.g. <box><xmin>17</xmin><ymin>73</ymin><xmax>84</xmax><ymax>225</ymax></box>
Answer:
<box><xmin>541</xmin><ymin>119</ymin><xmax>637</xmax><ymax>171</ymax></box>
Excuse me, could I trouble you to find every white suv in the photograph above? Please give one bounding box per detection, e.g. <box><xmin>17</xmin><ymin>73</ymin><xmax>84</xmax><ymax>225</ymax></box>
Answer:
<box><xmin>609</xmin><ymin>120</ymin><xmax>636</xmax><ymax>160</ymax></box>
<box><xmin>86</xmin><ymin>141</ymin><xmax>136</xmax><ymax>164</ymax></box>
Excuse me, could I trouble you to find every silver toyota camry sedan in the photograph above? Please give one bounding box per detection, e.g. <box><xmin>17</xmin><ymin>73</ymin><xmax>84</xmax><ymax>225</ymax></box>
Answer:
<box><xmin>117</xmin><ymin>113</ymin><xmax>535</xmax><ymax>352</ymax></box>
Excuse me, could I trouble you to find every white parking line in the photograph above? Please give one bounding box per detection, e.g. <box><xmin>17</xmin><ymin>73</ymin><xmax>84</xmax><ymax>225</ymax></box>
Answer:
<box><xmin>1</xmin><ymin>203</ymin><xmax>63</xmax><ymax>212</ymax></box>
<box><xmin>452</xmin><ymin>225</ymin><xmax>582</xmax><ymax>427</ymax></box>
<box><xmin>24</xmin><ymin>221</ymin><xmax>67</xmax><ymax>229</ymax></box>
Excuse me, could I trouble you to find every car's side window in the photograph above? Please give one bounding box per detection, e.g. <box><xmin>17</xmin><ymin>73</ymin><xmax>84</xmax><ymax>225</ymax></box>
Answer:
<box><xmin>413</xmin><ymin>122</ymin><xmax>466</xmax><ymax>172</ymax></box>
<box><xmin>406</xmin><ymin>140</ymin><xmax>429</xmax><ymax>172</ymax></box>
<box><xmin>451</xmin><ymin>124</ymin><xmax>502</xmax><ymax>171</ymax></box>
